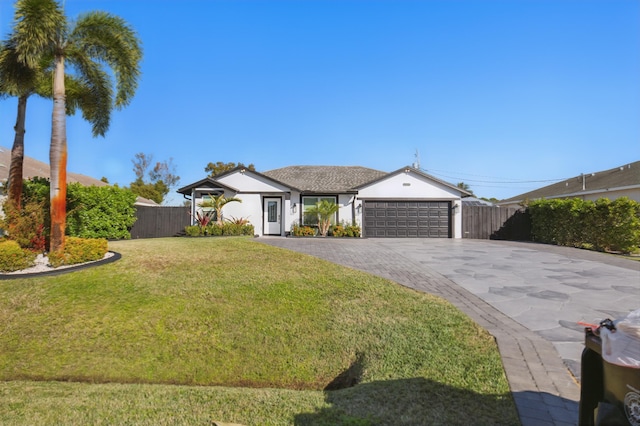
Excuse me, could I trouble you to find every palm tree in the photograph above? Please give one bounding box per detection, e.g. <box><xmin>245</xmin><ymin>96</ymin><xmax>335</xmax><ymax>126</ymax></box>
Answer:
<box><xmin>457</xmin><ymin>182</ymin><xmax>473</xmax><ymax>195</ymax></box>
<box><xmin>306</xmin><ymin>199</ymin><xmax>340</xmax><ymax>237</ymax></box>
<box><xmin>0</xmin><ymin>0</ymin><xmax>64</xmax><ymax>209</ymax></box>
<box><xmin>12</xmin><ymin>0</ymin><xmax>142</xmax><ymax>252</ymax></box>
<box><xmin>199</xmin><ymin>194</ymin><xmax>242</xmax><ymax>226</ymax></box>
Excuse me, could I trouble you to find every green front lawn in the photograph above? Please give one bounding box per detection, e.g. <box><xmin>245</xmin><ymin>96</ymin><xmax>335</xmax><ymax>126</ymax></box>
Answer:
<box><xmin>0</xmin><ymin>237</ymin><xmax>519</xmax><ymax>425</ymax></box>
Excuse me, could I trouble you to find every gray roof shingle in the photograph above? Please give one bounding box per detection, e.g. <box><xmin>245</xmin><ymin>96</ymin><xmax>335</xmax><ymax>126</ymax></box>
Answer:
<box><xmin>263</xmin><ymin>165</ymin><xmax>387</xmax><ymax>193</ymax></box>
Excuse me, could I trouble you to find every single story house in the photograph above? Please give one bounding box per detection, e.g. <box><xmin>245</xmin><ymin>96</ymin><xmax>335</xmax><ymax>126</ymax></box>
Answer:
<box><xmin>177</xmin><ymin>165</ymin><xmax>472</xmax><ymax>238</ymax></box>
<box><xmin>497</xmin><ymin>161</ymin><xmax>640</xmax><ymax>208</ymax></box>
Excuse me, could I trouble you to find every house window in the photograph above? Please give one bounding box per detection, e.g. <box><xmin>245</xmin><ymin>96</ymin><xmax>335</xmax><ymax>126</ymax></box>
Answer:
<box><xmin>302</xmin><ymin>196</ymin><xmax>337</xmax><ymax>226</ymax></box>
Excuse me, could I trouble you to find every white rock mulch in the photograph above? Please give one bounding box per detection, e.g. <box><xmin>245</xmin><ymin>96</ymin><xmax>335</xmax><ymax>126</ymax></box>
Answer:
<box><xmin>2</xmin><ymin>252</ymin><xmax>115</xmax><ymax>275</ymax></box>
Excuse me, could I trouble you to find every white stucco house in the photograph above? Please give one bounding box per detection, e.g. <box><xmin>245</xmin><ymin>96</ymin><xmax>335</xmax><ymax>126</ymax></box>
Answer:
<box><xmin>177</xmin><ymin>165</ymin><xmax>471</xmax><ymax>238</ymax></box>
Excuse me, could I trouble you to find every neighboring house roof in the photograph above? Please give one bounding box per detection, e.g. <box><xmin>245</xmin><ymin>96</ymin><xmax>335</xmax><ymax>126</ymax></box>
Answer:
<box><xmin>499</xmin><ymin>161</ymin><xmax>640</xmax><ymax>204</ymax></box>
<box><xmin>134</xmin><ymin>196</ymin><xmax>160</xmax><ymax>207</ymax></box>
<box><xmin>462</xmin><ymin>197</ymin><xmax>495</xmax><ymax>206</ymax></box>
<box><xmin>263</xmin><ymin>165</ymin><xmax>388</xmax><ymax>193</ymax></box>
<box><xmin>0</xmin><ymin>145</ymin><xmax>106</xmax><ymax>188</ymax></box>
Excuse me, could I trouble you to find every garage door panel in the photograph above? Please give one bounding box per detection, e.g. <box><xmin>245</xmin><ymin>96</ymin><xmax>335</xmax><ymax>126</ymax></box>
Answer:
<box><xmin>363</xmin><ymin>200</ymin><xmax>451</xmax><ymax>238</ymax></box>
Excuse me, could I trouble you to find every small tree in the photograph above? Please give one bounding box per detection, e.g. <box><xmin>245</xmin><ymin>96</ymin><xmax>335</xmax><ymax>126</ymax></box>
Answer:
<box><xmin>130</xmin><ymin>153</ymin><xmax>180</xmax><ymax>204</ymax></box>
<box><xmin>198</xmin><ymin>194</ymin><xmax>242</xmax><ymax>226</ymax></box>
<box><xmin>205</xmin><ymin>161</ymin><xmax>255</xmax><ymax>178</ymax></box>
<box><xmin>306</xmin><ymin>199</ymin><xmax>339</xmax><ymax>236</ymax></box>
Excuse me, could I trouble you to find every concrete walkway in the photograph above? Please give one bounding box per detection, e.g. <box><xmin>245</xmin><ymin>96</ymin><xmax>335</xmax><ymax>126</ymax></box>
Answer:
<box><xmin>259</xmin><ymin>237</ymin><xmax>640</xmax><ymax>426</ymax></box>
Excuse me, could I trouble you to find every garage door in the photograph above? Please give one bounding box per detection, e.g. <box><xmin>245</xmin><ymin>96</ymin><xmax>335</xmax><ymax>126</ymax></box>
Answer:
<box><xmin>363</xmin><ymin>200</ymin><xmax>451</xmax><ymax>238</ymax></box>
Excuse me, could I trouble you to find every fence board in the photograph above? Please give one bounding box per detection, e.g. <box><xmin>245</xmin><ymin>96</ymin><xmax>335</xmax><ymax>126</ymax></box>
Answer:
<box><xmin>462</xmin><ymin>205</ymin><xmax>530</xmax><ymax>240</ymax></box>
<box><xmin>130</xmin><ymin>206</ymin><xmax>190</xmax><ymax>239</ymax></box>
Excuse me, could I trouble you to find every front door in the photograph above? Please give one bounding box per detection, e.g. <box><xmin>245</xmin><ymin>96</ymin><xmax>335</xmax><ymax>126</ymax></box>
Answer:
<box><xmin>263</xmin><ymin>198</ymin><xmax>282</xmax><ymax>235</ymax></box>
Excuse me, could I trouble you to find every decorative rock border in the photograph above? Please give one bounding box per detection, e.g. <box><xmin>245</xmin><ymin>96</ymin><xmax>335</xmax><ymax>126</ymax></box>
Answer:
<box><xmin>0</xmin><ymin>251</ymin><xmax>122</xmax><ymax>280</ymax></box>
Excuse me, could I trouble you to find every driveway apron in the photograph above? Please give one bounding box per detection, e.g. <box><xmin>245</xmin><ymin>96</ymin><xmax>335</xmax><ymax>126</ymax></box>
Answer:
<box><xmin>259</xmin><ymin>237</ymin><xmax>640</xmax><ymax>426</ymax></box>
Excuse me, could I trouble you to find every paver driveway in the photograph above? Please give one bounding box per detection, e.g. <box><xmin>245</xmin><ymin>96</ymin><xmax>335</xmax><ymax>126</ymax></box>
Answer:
<box><xmin>260</xmin><ymin>237</ymin><xmax>640</xmax><ymax>426</ymax></box>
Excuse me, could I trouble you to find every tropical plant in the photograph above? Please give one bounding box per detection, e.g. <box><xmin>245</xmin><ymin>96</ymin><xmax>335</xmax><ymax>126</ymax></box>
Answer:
<box><xmin>457</xmin><ymin>182</ymin><xmax>473</xmax><ymax>194</ymax></box>
<box><xmin>11</xmin><ymin>0</ymin><xmax>142</xmax><ymax>253</ymax></box>
<box><xmin>305</xmin><ymin>199</ymin><xmax>339</xmax><ymax>236</ymax></box>
<box><xmin>189</xmin><ymin>210</ymin><xmax>215</xmax><ymax>229</ymax></box>
<box><xmin>198</xmin><ymin>194</ymin><xmax>242</xmax><ymax>226</ymax></box>
<box><xmin>0</xmin><ymin>0</ymin><xmax>64</xmax><ymax>209</ymax></box>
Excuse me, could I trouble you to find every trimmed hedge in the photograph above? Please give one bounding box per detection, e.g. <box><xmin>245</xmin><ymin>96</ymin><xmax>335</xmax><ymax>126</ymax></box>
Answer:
<box><xmin>66</xmin><ymin>185</ymin><xmax>138</xmax><ymax>240</ymax></box>
<box><xmin>48</xmin><ymin>237</ymin><xmax>109</xmax><ymax>267</ymax></box>
<box><xmin>13</xmin><ymin>178</ymin><xmax>138</xmax><ymax>241</ymax></box>
<box><xmin>0</xmin><ymin>240</ymin><xmax>37</xmax><ymax>272</ymax></box>
<box><xmin>528</xmin><ymin>197</ymin><xmax>640</xmax><ymax>253</ymax></box>
<box><xmin>185</xmin><ymin>223</ymin><xmax>255</xmax><ymax>237</ymax></box>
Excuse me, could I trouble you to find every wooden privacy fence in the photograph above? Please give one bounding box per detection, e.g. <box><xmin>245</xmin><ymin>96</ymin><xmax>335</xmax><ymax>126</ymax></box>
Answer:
<box><xmin>130</xmin><ymin>206</ymin><xmax>190</xmax><ymax>239</ymax></box>
<box><xmin>462</xmin><ymin>205</ymin><xmax>531</xmax><ymax>240</ymax></box>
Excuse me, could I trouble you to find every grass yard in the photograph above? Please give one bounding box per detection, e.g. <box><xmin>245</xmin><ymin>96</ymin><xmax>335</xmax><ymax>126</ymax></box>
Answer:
<box><xmin>0</xmin><ymin>237</ymin><xmax>519</xmax><ymax>425</ymax></box>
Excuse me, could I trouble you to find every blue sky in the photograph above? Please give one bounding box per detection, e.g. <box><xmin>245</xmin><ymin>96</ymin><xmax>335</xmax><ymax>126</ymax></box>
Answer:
<box><xmin>1</xmin><ymin>0</ymin><xmax>638</xmax><ymax>204</ymax></box>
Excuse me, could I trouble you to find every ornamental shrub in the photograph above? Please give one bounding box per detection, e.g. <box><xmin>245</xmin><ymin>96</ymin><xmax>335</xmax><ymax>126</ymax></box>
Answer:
<box><xmin>48</xmin><ymin>237</ymin><xmax>108</xmax><ymax>267</ymax></box>
<box><xmin>0</xmin><ymin>199</ymin><xmax>47</xmax><ymax>252</ymax></box>
<box><xmin>292</xmin><ymin>225</ymin><xmax>317</xmax><ymax>237</ymax></box>
<box><xmin>0</xmin><ymin>240</ymin><xmax>37</xmax><ymax>272</ymax></box>
<box><xmin>18</xmin><ymin>178</ymin><xmax>138</xmax><ymax>241</ymax></box>
<box><xmin>184</xmin><ymin>222</ymin><xmax>254</xmax><ymax>237</ymax></box>
<box><xmin>185</xmin><ymin>226</ymin><xmax>201</xmax><ymax>237</ymax></box>
<box><xmin>66</xmin><ymin>184</ymin><xmax>137</xmax><ymax>239</ymax></box>
<box><xmin>331</xmin><ymin>225</ymin><xmax>346</xmax><ymax>237</ymax></box>
<box><xmin>345</xmin><ymin>225</ymin><xmax>361</xmax><ymax>237</ymax></box>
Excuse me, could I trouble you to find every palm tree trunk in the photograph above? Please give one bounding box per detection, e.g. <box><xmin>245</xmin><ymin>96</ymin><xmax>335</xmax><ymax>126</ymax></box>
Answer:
<box><xmin>7</xmin><ymin>94</ymin><xmax>28</xmax><ymax>209</ymax></box>
<box><xmin>49</xmin><ymin>55</ymin><xmax>67</xmax><ymax>253</ymax></box>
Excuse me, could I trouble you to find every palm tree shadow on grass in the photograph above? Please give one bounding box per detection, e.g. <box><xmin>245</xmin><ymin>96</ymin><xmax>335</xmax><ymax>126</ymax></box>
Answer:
<box><xmin>296</xmin><ymin>376</ymin><xmax>521</xmax><ymax>426</ymax></box>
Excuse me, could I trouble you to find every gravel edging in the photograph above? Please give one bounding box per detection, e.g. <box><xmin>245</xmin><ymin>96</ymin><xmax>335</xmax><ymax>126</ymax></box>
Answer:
<box><xmin>0</xmin><ymin>251</ymin><xmax>121</xmax><ymax>280</ymax></box>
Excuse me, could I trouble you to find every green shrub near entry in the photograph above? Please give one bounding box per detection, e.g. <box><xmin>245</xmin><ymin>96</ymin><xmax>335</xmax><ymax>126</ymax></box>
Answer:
<box><xmin>48</xmin><ymin>237</ymin><xmax>108</xmax><ymax>268</ymax></box>
<box><xmin>528</xmin><ymin>197</ymin><xmax>640</xmax><ymax>253</ymax></box>
<box><xmin>0</xmin><ymin>240</ymin><xmax>37</xmax><ymax>272</ymax></box>
<box><xmin>185</xmin><ymin>226</ymin><xmax>201</xmax><ymax>237</ymax></box>
<box><xmin>292</xmin><ymin>225</ymin><xmax>317</xmax><ymax>237</ymax></box>
<box><xmin>331</xmin><ymin>225</ymin><xmax>346</xmax><ymax>237</ymax></box>
<box><xmin>184</xmin><ymin>223</ymin><xmax>254</xmax><ymax>237</ymax></box>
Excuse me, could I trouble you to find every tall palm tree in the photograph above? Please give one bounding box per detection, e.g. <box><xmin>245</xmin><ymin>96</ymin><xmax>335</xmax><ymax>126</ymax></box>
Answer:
<box><xmin>0</xmin><ymin>0</ymin><xmax>64</xmax><ymax>209</ymax></box>
<box><xmin>13</xmin><ymin>0</ymin><xmax>142</xmax><ymax>252</ymax></box>
<box><xmin>0</xmin><ymin>39</ymin><xmax>89</xmax><ymax>210</ymax></box>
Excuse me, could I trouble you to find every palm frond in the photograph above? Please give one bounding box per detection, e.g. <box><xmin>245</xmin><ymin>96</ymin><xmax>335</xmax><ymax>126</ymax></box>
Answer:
<box><xmin>12</xmin><ymin>0</ymin><xmax>65</xmax><ymax>68</ymax></box>
<box><xmin>70</xmin><ymin>11</ymin><xmax>142</xmax><ymax>108</ymax></box>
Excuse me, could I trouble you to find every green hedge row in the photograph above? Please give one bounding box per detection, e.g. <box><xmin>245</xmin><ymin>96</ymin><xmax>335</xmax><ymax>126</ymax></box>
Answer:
<box><xmin>528</xmin><ymin>197</ymin><xmax>640</xmax><ymax>253</ymax></box>
<box><xmin>6</xmin><ymin>178</ymin><xmax>138</xmax><ymax>242</ymax></box>
<box><xmin>185</xmin><ymin>223</ymin><xmax>255</xmax><ymax>237</ymax></box>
